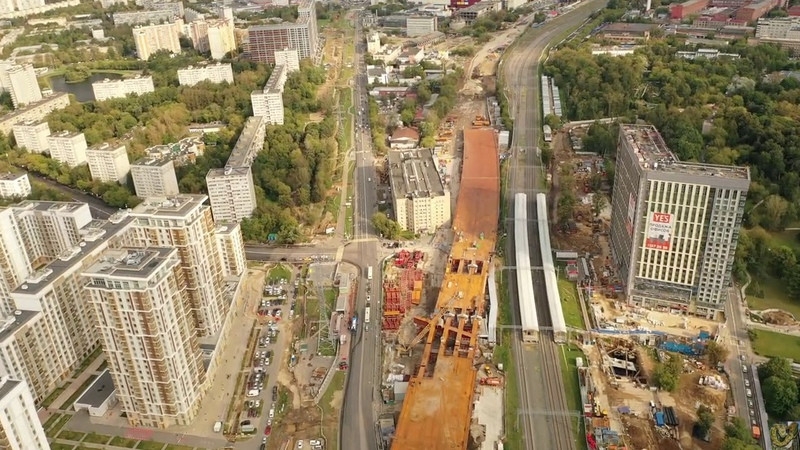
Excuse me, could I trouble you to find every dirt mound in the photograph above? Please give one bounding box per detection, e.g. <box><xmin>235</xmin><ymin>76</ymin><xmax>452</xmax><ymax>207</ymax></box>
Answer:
<box><xmin>762</xmin><ymin>309</ymin><xmax>797</xmax><ymax>326</ymax></box>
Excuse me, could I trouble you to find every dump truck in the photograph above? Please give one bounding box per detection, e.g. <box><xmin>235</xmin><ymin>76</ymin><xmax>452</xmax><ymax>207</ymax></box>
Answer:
<box><xmin>480</xmin><ymin>377</ymin><xmax>502</xmax><ymax>386</ymax></box>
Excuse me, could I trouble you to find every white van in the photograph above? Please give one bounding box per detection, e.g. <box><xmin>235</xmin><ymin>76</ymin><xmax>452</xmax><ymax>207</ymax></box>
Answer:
<box><xmin>213</xmin><ymin>421</ymin><xmax>222</xmax><ymax>433</ymax></box>
<box><xmin>746</xmin><ymin>388</ymin><xmax>752</xmax><ymax>398</ymax></box>
<box><xmin>269</xmin><ymin>407</ymin><xmax>275</xmax><ymax>418</ymax></box>
<box><xmin>247</xmin><ymin>389</ymin><xmax>260</xmax><ymax>397</ymax></box>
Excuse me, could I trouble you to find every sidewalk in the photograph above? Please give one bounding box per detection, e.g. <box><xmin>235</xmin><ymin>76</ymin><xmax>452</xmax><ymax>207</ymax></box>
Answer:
<box><xmin>39</xmin><ymin>352</ymin><xmax>106</xmax><ymax>423</ymax></box>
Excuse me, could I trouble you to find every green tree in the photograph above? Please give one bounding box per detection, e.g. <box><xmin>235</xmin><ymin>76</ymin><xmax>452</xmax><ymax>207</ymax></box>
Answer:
<box><xmin>696</xmin><ymin>405</ymin><xmax>715</xmax><ymax>435</ymax></box>
<box><xmin>372</xmin><ymin>212</ymin><xmax>402</xmax><ymax>239</ymax></box>
<box><xmin>705</xmin><ymin>341</ymin><xmax>729</xmax><ymax>367</ymax></box>
<box><xmin>762</xmin><ymin>375</ymin><xmax>798</xmax><ymax>417</ymax></box>
<box><xmin>759</xmin><ymin>357</ymin><xmax>793</xmax><ymax>381</ymax></box>
<box><xmin>653</xmin><ymin>353</ymin><xmax>683</xmax><ymax>392</ymax></box>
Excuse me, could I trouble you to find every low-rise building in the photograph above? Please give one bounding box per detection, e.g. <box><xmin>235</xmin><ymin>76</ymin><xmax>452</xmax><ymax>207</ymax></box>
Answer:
<box><xmin>366</xmin><ymin>32</ymin><xmax>382</xmax><ymax>54</ymax></box>
<box><xmin>131</xmin><ymin>158</ymin><xmax>179</xmax><ymax>198</ymax></box>
<box><xmin>406</xmin><ymin>15</ymin><xmax>438</xmax><ymax>37</ymax></box>
<box><xmin>676</xmin><ymin>48</ymin><xmax>740</xmax><ymax>59</ymax></box>
<box><xmin>389</xmin><ymin>127</ymin><xmax>420</xmax><ymax>149</ymax></box>
<box><xmin>456</xmin><ymin>1</ymin><xmax>500</xmax><ymax>23</ymax></box>
<box><xmin>0</xmin><ymin>172</ymin><xmax>31</xmax><ymax>198</ymax></box>
<box><xmin>11</xmin><ymin>120</ymin><xmax>50</xmax><ymax>154</ymax></box>
<box><xmin>177</xmin><ymin>63</ymin><xmax>234</xmax><ymax>86</ymax></box>
<box><xmin>597</xmin><ymin>23</ymin><xmax>659</xmax><ymax>43</ymax></box>
<box><xmin>388</xmin><ymin>148</ymin><xmax>450</xmax><ymax>233</ymax></box>
<box><xmin>367</xmin><ymin>65</ymin><xmax>390</xmax><ymax>85</ymax></box>
<box><xmin>756</xmin><ymin>16</ymin><xmax>800</xmax><ymax>51</ymax></box>
<box><xmin>87</xmin><ymin>143</ymin><xmax>130</xmax><ymax>184</ymax></box>
<box><xmin>47</xmin><ymin>131</ymin><xmax>88</xmax><ymax>167</ymax></box>
<box><xmin>372</xmin><ymin>45</ymin><xmax>402</xmax><ymax>64</ymax></box>
<box><xmin>736</xmin><ymin>0</ymin><xmax>784</xmax><ymax>22</ymax></box>
<box><xmin>92</xmin><ymin>76</ymin><xmax>155</xmax><ymax>102</ymax></box>
<box><xmin>671</xmin><ymin>0</ymin><xmax>710</xmax><ymax>19</ymax></box>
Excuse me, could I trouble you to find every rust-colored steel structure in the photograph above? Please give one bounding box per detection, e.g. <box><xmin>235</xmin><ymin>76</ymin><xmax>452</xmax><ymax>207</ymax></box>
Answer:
<box><xmin>392</xmin><ymin>128</ymin><xmax>500</xmax><ymax>450</ymax></box>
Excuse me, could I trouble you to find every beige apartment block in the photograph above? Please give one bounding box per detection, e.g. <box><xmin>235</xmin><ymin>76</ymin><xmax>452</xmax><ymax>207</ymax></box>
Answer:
<box><xmin>215</xmin><ymin>222</ymin><xmax>246</xmax><ymax>277</ymax></box>
<box><xmin>12</xmin><ymin>120</ymin><xmax>50</xmax><ymax>154</ymax></box>
<box><xmin>0</xmin><ymin>172</ymin><xmax>30</xmax><ymax>199</ymax></box>
<box><xmin>83</xmin><ymin>248</ymin><xmax>205</xmax><ymax>428</ymax></box>
<box><xmin>131</xmin><ymin>157</ymin><xmax>179</xmax><ymax>198</ymax></box>
<box><xmin>132</xmin><ymin>20</ymin><xmax>183</xmax><ymax>60</ymax></box>
<box><xmin>205</xmin><ymin>167</ymin><xmax>257</xmax><ymax>223</ymax></box>
<box><xmin>87</xmin><ymin>143</ymin><xmax>130</xmax><ymax>184</ymax></box>
<box><xmin>0</xmin><ymin>377</ymin><xmax>49</xmax><ymax>450</ymax></box>
<box><xmin>388</xmin><ymin>148</ymin><xmax>451</xmax><ymax>234</ymax></box>
<box><xmin>47</xmin><ymin>131</ymin><xmax>88</xmax><ymax>167</ymax></box>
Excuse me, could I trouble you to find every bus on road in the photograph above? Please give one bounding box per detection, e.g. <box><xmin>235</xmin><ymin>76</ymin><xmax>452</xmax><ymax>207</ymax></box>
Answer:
<box><xmin>364</xmin><ymin>307</ymin><xmax>371</xmax><ymax>325</ymax></box>
<box><xmin>367</xmin><ymin>266</ymin><xmax>373</xmax><ymax>280</ymax></box>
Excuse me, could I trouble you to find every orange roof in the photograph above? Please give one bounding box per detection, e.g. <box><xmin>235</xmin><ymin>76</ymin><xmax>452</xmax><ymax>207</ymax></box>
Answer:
<box><xmin>392</xmin><ymin>128</ymin><xmax>499</xmax><ymax>450</ymax></box>
<box><xmin>391</xmin><ymin>127</ymin><xmax>420</xmax><ymax>141</ymax></box>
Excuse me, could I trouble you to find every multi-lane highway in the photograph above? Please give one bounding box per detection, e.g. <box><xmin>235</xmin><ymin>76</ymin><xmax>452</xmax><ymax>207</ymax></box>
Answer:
<box><xmin>501</xmin><ymin>2</ymin><xmax>607</xmax><ymax>449</ymax></box>
<box><xmin>339</xmin><ymin>13</ymin><xmax>381</xmax><ymax>450</ymax></box>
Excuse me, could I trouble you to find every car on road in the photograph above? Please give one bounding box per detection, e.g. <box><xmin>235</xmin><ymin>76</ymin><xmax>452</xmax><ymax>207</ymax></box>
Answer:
<box><xmin>263</xmin><ymin>437</ymin><xmax>267</xmax><ymax>444</ymax></box>
<box><xmin>297</xmin><ymin>442</ymin><xmax>303</xmax><ymax>449</ymax></box>
<box><xmin>310</xmin><ymin>439</ymin><xmax>321</xmax><ymax>446</ymax></box>
<box><xmin>265</xmin><ymin>423</ymin><xmax>272</xmax><ymax>436</ymax></box>
<box><xmin>269</xmin><ymin>407</ymin><xmax>275</xmax><ymax>418</ymax></box>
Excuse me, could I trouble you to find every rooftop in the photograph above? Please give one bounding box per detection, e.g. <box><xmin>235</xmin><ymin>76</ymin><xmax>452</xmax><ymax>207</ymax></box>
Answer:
<box><xmin>138</xmin><ymin>137</ymin><xmax>203</xmax><ymax>165</ymax></box>
<box><xmin>264</xmin><ymin>64</ymin><xmax>289</xmax><ymax>93</ymax></box>
<box><xmin>602</xmin><ymin>22</ymin><xmax>658</xmax><ymax>33</ymax></box>
<box><xmin>12</xmin><ymin>216</ymin><xmax>134</xmax><ymax>297</ymax></box>
<box><xmin>215</xmin><ymin>223</ymin><xmax>239</xmax><ymax>235</ymax></box>
<box><xmin>390</xmin><ymin>127</ymin><xmax>420</xmax><ymax>142</ymax></box>
<box><xmin>75</xmin><ymin>369</ymin><xmax>115</xmax><ymax>408</ymax></box>
<box><xmin>0</xmin><ymin>172</ymin><xmax>26</xmax><ymax>181</ymax></box>
<box><xmin>208</xmin><ymin>166</ymin><xmax>251</xmax><ymax>178</ymax></box>
<box><xmin>0</xmin><ymin>310</ymin><xmax>38</xmax><ymax>345</ymax></box>
<box><xmin>388</xmin><ymin>148</ymin><xmax>445</xmax><ymax>199</ymax></box>
<box><xmin>0</xmin><ymin>92</ymin><xmax>69</xmax><ymax>124</ymax></box>
<box><xmin>130</xmin><ymin>194</ymin><xmax>208</xmax><ymax>218</ymax></box>
<box><xmin>133</xmin><ymin>157</ymin><xmax>173</xmax><ymax>168</ymax></box>
<box><xmin>84</xmin><ymin>247</ymin><xmax>176</xmax><ymax>280</ymax></box>
<box><xmin>226</xmin><ymin>117</ymin><xmax>265</xmax><ymax>168</ymax></box>
<box><xmin>88</xmin><ymin>142</ymin><xmax>126</xmax><ymax>153</ymax></box>
<box><xmin>49</xmin><ymin>130</ymin><xmax>83</xmax><ymax>139</ymax></box>
<box><xmin>0</xmin><ymin>377</ymin><xmax>20</xmax><ymax>401</ymax></box>
<box><xmin>14</xmin><ymin>119</ymin><xmax>47</xmax><ymax>127</ymax></box>
<box><xmin>13</xmin><ymin>200</ymin><xmax>87</xmax><ymax>213</ymax></box>
<box><xmin>620</xmin><ymin>124</ymin><xmax>749</xmax><ymax>179</ymax></box>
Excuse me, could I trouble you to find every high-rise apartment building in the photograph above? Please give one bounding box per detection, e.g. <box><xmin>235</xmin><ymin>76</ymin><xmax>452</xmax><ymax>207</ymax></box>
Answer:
<box><xmin>0</xmin><ymin>377</ymin><xmax>49</xmax><ymax>450</ymax></box>
<box><xmin>113</xmin><ymin>2</ymin><xmax>184</xmax><ymax>26</ymax></box>
<box><xmin>0</xmin><ymin>0</ymin><xmax>46</xmax><ymax>16</ymax></box>
<box><xmin>6</xmin><ymin>214</ymin><xmax>132</xmax><ymax>400</ymax></box>
<box><xmin>83</xmin><ymin>247</ymin><xmax>205</xmax><ymax>428</ymax></box>
<box><xmin>132</xmin><ymin>21</ymin><xmax>183</xmax><ymax>61</ymax></box>
<box><xmin>246</xmin><ymin>0</ymin><xmax>318</xmax><ymax>63</ymax></box>
<box><xmin>251</xmin><ymin>64</ymin><xmax>288</xmax><ymax>125</ymax></box>
<box><xmin>0</xmin><ymin>64</ymin><xmax>42</xmax><ymax>109</ymax></box>
<box><xmin>87</xmin><ymin>143</ymin><xmax>130</xmax><ymax>184</ymax></box>
<box><xmin>177</xmin><ymin>63</ymin><xmax>234</xmax><ymax>86</ymax></box>
<box><xmin>0</xmin><ymin>172</ymin><xmax>31</xmax><ymax>199</ymax></box>
<box><xmin>131</xmin><ymin>158</ymin><xmax>179</xmax><ymax>198</ymax></box>
<box><xmin>128</xmin><ymin>195</ymin><xmax>228</xmax><ymax>337</ymax></box>
<box><xmin>225</xmin><ymin>116</ymin><xmax>266</xmax><ymax>169</ymax></box>
<box><xmin>12</xmin><ymin>120</ymin><xmax>50</xmax><ymax>154</ymax></box>
<box><xmin>205</xmin><ymin>167</ymin><xmax>257</xmax><ymax>223</ymax></box>
<box><xmin>609</xmin><ymin>124</ymin><xmax>750</xmax><ymax>319</ymax></box>
<box><xmin>47</xmin><ymin>131</ymin><xmax>88</xmax><ymax>167</ymax></box>
<box><xmin>215</xmin><ymin>223</ymin><xmax>246</xmax><ymax>277</ymax></box>
<box><xmin>184</xmin><ymin>18</ymin><xmax>236</xmax><ymax>60</ymax></box>
<box><xmin>92</xmin><ymin>76</ymin><xmax>155</xmax><ymax>102</ymax></box>
<box><xmin>388</xmin><ymin>148</ymin><xmax>451</xmax><ymax>233</ymax></box>
<box><xmin>274</xmin><ymin>48</ymin><xmax>300</xmax><ymax>72</ymax></box>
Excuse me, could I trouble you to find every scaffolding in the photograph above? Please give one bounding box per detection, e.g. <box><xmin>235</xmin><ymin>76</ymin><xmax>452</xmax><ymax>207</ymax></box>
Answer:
<box><xmin>382</xmin><ymin>253</ymin><xmax>425</xmax><ymax>331</ymax></box>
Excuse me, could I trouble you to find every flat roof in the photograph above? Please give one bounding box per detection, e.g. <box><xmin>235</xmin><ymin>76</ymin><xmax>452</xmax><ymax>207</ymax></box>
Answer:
<box><xmin>393</xmin><ymin>128</ymin><xmax>499</xmax><ymax>450</ymax></box>
<box><xmin>14</xmin><ymin>200</ymin><xmax>86</xmax><ymax>213</ymax></box>
<box><xmin>75</xmin><ymin>369</ymin><xmax>115</xmax><ymax>408</ymax></box>
<box><xmin>49</xmin><ymin>130</ymin><xmax>83</xmax><ymax>139</ymax></box>
<box><xmin>388</xmin><ymin>148</ymin><xmax>445</xmax><ymax>199</ymax></box>
<box><xmin>130</xmin><ymin>194</ymin><xmax>208</xmax><ymax>218</ymax></box>
<box><xmin>602</xmin><ymin>22</ymin><xmax>657</xmax><ymax>33</ymax></box>
<box><xmin>0</xmin><ymin>172</ymin><xmax>26</xmax><ymax>181</ymax></box>
<box><xmin>226</xmin><ymin>117</ymin><xmax>265</xmax><ymax>169</ymax></box>
<box><xmin>620</xmin><ymin>124</ymin><xmax>749</xmax><ymax>180</ymax></box>
<box><xmin>215</xmin><ymin>223</ymin><xmax>239</xmax><ymax>235</ymax></box>
<box><xmin>83</xmin><ymin>247</ymin><xmax>176</xmax><ymax>280</ymax></box>
<box><xmin>0</xmin><ymin>310</ymin><xmax>38</xmax><ymax>345</ymax></box>
<box><xmin>0</xmin><ymin>93</ymin><xmax>69</xmax><ymax>124</ymax></box>
<box><xmin>264</xmin><ymin>64</ymin><xmax>288</xmax><ymax>92</ymax></box>
<box><xmin>132</xmin><ymin>157</ymin><xmax>173</xmax><ymax>167</ymax></box>
<box><xmin>12</xmin><ymin>217</ymin><xmax>134</xmax><ymax>297</ymax></box>
<box><xmin>0</xmin><ymin>378</ymin><xmax>20</xmax><ymax>401</ymax></box>
<box><xmin>207</xmin><ymin>166</ymin><xmax>251</xmax><ymax>178</ymax></box>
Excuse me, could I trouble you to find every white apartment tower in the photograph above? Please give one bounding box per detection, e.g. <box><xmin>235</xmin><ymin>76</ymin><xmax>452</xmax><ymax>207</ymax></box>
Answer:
<box><xmin>0</xmin><ymin>65</ymin><xmax>42</xmax><ymax>109</ymax></box>
<box><xmin>215</xmin><ymin>223</ymin><xmax>246</xmax><ymax>277</ymax></box>
<box><xmin>131</xmin><ymin>158</ymin><xmax>179</xmax><ymax>198</ymax></box>
<box><xmin>0</xmin><ymin>377</ymin><xmax>49</xmax><ymax>450</ymax></box>
<box><xmin>47</xmin><ymin>131</ymin><xmax>88</xmax><ymax>167</ymax></box>
<box><xmin>251</xmin><ymin>64</ymin><xmax>288</xmax><ymax>125</ymax></box>
<box><xmin>0</xmin><ymin>173</ymin><xmax>31</xmax><ymax>199</ymax></box>
<box><xmin>274</xmin><ymin>48</ymin><xmax>300</xmax><ymax>72</ymax></box>
<box><xmin>128</xmin><ymin>195</ymin><xmax>228</xmax><ymax>337</ymax></box>
<box><xmin>185</xmin><ymin>18</ymin><xmax>236</xmax><ymax>60</ymax></box>
<box><xmin>177</xmin><ymin>63</ymin><xmax>234</xmax><ymax>86</ymax></box>
<box><xmin>205</xmin><ymin>167</ymin><xmax>257</xmax><ymax>223</ymax></box>
<box><xmin>609</xmin><ymin>125</ymin><xmax>750</xmax><ymax>319</ymax></box>
<box><xmin>87</xmin><ymin>143</ymin><xmax>130</xmax><ymax>184</ymax></box>
<box><xmin>83</xmin><ymin>248</ymin><xmax>205</xmax><ymax>428</ymax></box>
<box><xmin>12</xmin><ymin>120</ymin><xmax>50</xmax><ymax>154</ymax></box>
<box><xmin>132</xmin><ymin>21</ymin><xmax>183</xmax><ymax>61</ymax></box>
<box><xmin>92</xmin><ymin>76</ymin><xmax>155</xmax><ymax>102</ymax></box>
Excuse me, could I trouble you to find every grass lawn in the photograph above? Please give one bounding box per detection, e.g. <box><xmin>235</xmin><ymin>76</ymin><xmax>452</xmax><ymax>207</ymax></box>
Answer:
<box><xmin>57</xmin><ymin>430</ymin><xmax>85</xmax><ymax>442</ymax></box>
<box><xmin>135</xmin><ymin>441</ymin><xmax>166</xmax><ymax>450</ymax></box>
<box><xmin>41</xmin><ymin>386</ymin><xmax>65</xmax><ymax>408</ymax></box>
<box><xmin>109</xmin><ymin>436</ymin><xmax>139</xmax><ymax>448</ymax></box>
<box><xmin>560</xmin><ymin>345</ymin><xmax>588</xmax><ymax>450</ymax></box>
<box><xmin>319</xmin><ymin>370</ymin><xmax>345</xmax><ymax>450</ymax></box>
<box><xmin>50</xmin><ymin>443</ymin><xmax>75</xmax><ymax>450</ymax></box>
<box><xmin>558</xmin><ymin>277</ymin><xmax>585</xmax><ymax>330</ymax></box>
<box><xmin>267</xmin><ymin>264</ymin><xmax>292</xmax><ymax>283</ymax></box>
<box><xmin>63</xmin><ymin>375</ymin><xmax>98</xmax><ymax>409</ymax></box>
<box><xmin>44</xmin><ymin>413</ymin><xmax>63</xmax><ymax>431</ymax></box>
<box><xmin>83</xmin><ymin>432</ymin><xmax>111</xmax><ymax>444</ymax></box>
<box><xmin>746</xmin><ymin>273</ymin><xmax>800</xmax><ymax>318</ymax></box>
<box><xmin>49</xmin><ymin>414</ymin><xmax>72</xmax><ymax>436</ymax></box>
<box><xmin>164</xmin><ymin>445</ymin><xmax>194</xmax><ymax>450</ymax></box>
<box><xmin>345</xmin><ymin>162</ymin><xmax>355</xmax><ymax>238</ymax></box>
<box><xmin>324</xmin><ymin>287</ymin><xmax>338</xmax><ymax>311</ymax></box>
<box><xmin>751</xmin><ymin>329</ymin><xmax>800</xmax><ymax>362</ymax></box>
<box><xmin>338</xmin><ymin>87</ymin><xmax>353</xmax><ymax>153</ymax></box>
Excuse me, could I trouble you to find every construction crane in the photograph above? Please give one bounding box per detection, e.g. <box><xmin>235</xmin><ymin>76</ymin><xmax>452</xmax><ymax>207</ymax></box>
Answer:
<box><xmin>396</xmin><ymin>290</ymin><xmax>463</xmax><ymax>355</ymax></box>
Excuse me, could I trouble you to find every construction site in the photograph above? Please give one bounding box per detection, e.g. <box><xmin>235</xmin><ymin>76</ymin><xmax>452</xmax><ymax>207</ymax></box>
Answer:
<box><xmin>373</xmin><ymin>128</ymin><xmax>501</xmax><ymax>450</ymax></box>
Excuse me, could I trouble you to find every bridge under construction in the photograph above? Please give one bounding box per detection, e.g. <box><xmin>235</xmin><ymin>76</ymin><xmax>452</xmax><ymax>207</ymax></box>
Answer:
<box><xmin>391</xmin><ymin>128</ymin><xmax>500</xmax><ymax>449</ymax></box>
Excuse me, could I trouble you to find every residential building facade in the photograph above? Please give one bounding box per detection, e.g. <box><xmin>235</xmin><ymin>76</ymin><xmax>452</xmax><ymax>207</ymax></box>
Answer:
<box><xmin>0</xmin><ymin>377</ymin><xmax>49</xmax><ymax>450</ymax></box>
<box><xmin>92</xmin><ymin>76</ymin><xmax>155</xmax><ymax>101</ymax></box>
<box><xmin>215</xmin><ymin>223</ymin><xmax>246</xmax><ymax>278</ymax></box>
<box><xmin>83</xmin><ymin>248</ymin><xmax>205</xmax><ymax>428</ymax></box>
<box><xmin>47</xmin><ymin>131</ymin><xmax>88</xmax><ymax>167</ymax></box>
<box><xmin>177</xmin><ymin>63</ymin><xmax>234</xmax><ymax>86</ymax></box>
<box><xmin>131</xmin><ymin>158</ymin><xmax>179</xmax><ymax>198</ymax></box>
<box><xmin>86</xmin><ymin>143</ymin><xmax>131</xmax><ymax>184</ymax></box>
<box><xmin>274</xmin><ymin>48</ymin><xmax>300</xmax><ymax>72</ymax></box>
<box><xmin>251</xmin><ymin>64</ymin><xmax>288</xmax><ymax>125</ymax></box>
<box><xmin>205</xmin><ymin>167</ymin><xmax>257</xmax><ymax>222</ymax></box>
<box><xmin>12</xmin><ymin>120</ymin><xmax>50</xmax><ymax>154</ymax></box>
<box><xmin>184</xmin><ymin>18</ymin><xmax>236</xmax><ymax>59</ymax></box>
<box><xmin>609</xmin><ymin>124</ymin><xmax>750</xmax><ymax>319</ymax></box>
<box><xmin>246</xmin><ymin>0</ymin><xmax>318</xmax><ymax>63</ymax></box>
<box><xmin>0</xmin><ymin>172</ymin><xmax>30</xmax><ymax>199</ymax></box>
<box><xmin>388</xmin><ymin>149</ymin><xmax>451</xmax><ymax>233</ymax></box>
<box><xmin>132</xmin><ymin>21</ymin><xmax>183</xmax><ymax>61</ymax></box>
<box><xmin>0</xmin><ymin>64</ymin><xmax>41</xmax><ymax>109</ymax></box>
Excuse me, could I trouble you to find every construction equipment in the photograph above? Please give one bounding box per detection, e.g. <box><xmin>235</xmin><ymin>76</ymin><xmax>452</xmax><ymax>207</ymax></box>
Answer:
<box><xmin>396</xmin><ymin>290</ymin><xmax>461</xmax><ymax>355</ymax></box>
<box><xmin>479</xmin><ymin>377</ymin><xmax>502</xmax><ymax>386</ymax></box>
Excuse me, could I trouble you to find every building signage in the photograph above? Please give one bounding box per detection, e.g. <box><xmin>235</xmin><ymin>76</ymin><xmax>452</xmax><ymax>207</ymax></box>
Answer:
<box><xmin>645</xmin><ymin>212</ymin><xmax>674</xmax><ymax>250</ymax></box>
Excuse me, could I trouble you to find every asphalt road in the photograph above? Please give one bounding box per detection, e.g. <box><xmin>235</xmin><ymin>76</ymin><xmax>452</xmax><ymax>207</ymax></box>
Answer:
<box><xmin>725</xmin><ymin>295</ymin><xmax>757</xmax><ymax>429</ymax></box>
<box><xmin>339</xmin><ymin>14</ymin><xmax>381</xmax><ymax>450</ymax></box>
<box><xmin>500</xmin><ymin>2</ymin><xmax>607</xmax><ymax>449</ymax></box>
